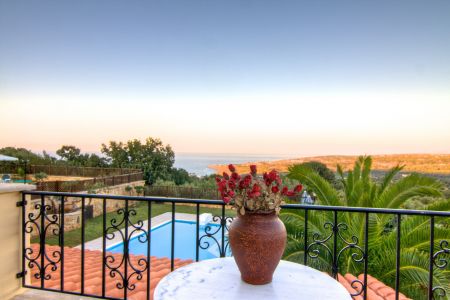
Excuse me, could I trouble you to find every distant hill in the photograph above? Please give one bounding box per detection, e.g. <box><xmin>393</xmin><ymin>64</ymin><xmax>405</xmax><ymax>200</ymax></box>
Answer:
<box><xmin>209</xmin><ymin>154</ymin><xmax>450</xmax><ymax>175</ymax></box>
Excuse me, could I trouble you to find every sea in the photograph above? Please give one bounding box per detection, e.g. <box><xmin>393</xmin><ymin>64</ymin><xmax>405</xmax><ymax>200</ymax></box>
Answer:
<box><xmin>173</xmin><ymin>153</ymin><xmax>290</xmax><ymax>177</ymax></box>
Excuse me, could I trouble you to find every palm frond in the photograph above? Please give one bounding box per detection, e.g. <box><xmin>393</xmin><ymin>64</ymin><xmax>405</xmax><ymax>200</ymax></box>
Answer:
<box><xmin>288</xmin><ymin>164</ymin><xmax>342</xmax><ymax>206</ymax></box>
<box><xmin>361</xmin><ymin>156</ymin><xmax>372</xmax><ymax>182</ymax></box>
<box><xmin>375</xmin><ymin>173</ymin><xmax>443</xmax><ymax>209</ymax></box>
<box><xmin>377</xmin><ymin>164</ymin><xmax>404</xmax><ymax>196</ymax></box>
<box><xmin>336</xmin><ymin>164</ymin><xmax>347</xmax><ymax>190</ymax></box>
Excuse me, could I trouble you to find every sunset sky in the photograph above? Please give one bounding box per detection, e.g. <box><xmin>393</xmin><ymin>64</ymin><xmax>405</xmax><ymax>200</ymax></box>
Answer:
<box><xmin>1</xmin><ymin>1</ymin><xmax>450</xmax><ymax>156</ymax></box>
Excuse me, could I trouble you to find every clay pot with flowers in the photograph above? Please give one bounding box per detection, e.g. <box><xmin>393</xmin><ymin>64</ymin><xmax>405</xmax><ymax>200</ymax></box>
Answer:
<box><xmin>216</xmin><ymin>164</ymin><xmax>302</xmax><ymax>285</ymax></box>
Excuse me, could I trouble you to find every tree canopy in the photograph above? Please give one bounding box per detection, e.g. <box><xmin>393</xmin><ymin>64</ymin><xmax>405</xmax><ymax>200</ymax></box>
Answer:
<box><xmin>293</xmin><ymin>161</ymin><xmax>336</xmax><ymax>185</ymax></box>
<box><xmin>101</xmin><ymin>137</ymin><xmax>175</xmax><ymax>184</ymax></box>
<box><xmin>0</xmin><ymin>147</ymin><xmax>55</xmax><ymax>164</ymax></box>
<box><xmin>56</xmin><ymin>145</ymin><xmax>108</xmax><ymax>167</ymax></box>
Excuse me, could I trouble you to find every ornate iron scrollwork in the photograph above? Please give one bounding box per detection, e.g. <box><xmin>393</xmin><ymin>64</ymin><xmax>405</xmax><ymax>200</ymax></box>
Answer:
<box><xmin>199</xmin><ymin>215</ymin><xmax>233</xmax><ymax>257</ymax></box>
<box><xmin>24</xmin><ymin>200</ymin><xmax>61</xmax><ymax>283</ymax></box>
<box><xmin>432</xmin><ymin>240</ymin><xmax>449</xmax><ymax>299</ymax></box>
<box><xmin>306</xmin><ymin>221</ymin><xmax>334</xmax><ymax>260</ymax></box>
<box><xmin>104</xmin><ymin>206</ymin><xmax>148</xmax><ymax>291</ymax></box>
<box><xmin>306</xmin><ymin>220</ymin><xmax>366</xmax><ymax>298</ymax></box>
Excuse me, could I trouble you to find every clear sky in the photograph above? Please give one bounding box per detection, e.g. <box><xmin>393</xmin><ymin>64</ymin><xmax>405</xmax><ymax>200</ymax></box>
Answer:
<box><xmin>1</xmin><ymin>1</ymin><xmax>449</xmax><ymax>156</ymax></box>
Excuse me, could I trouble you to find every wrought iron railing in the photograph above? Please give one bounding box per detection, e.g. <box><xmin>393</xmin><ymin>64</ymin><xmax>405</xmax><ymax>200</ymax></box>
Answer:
<box><xmin>19</xmin><ymin>191</ymin><xmax>449</xmax><ymax>300</ymax></box>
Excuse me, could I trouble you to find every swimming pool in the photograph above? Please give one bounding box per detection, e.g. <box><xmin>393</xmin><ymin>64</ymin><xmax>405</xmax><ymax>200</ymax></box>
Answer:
<box><xmin>107</xmin><ymin>220</ymin><xmax>231</xmax><ymax>260</ymax></box>
<box><xmin>13</xmin><ymin>179</ymin><xmax>33</xmax><ymax>183</ymax></box>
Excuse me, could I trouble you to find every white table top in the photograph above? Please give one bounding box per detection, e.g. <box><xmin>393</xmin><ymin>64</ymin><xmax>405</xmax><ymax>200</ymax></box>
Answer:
<box><xmin>154</xmin><ymin>257</ymin><xmax>352</xmax><ymax>300</ymax></box>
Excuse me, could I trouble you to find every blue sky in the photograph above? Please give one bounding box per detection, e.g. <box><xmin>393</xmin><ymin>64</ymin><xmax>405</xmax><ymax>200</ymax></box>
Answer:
<box><xmin>1</xmin><ymin>1</ymin><xmax>450</xmax><ymax>155</ymax></box>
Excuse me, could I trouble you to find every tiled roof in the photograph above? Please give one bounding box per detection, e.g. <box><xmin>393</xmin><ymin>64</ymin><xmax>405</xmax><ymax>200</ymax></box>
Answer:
<box><xmin>29</xmin><ymin>244</ymin><xmax>410</xmax><ymax>300</ymax></box>
<box><xmin>337</xmin><ymin>274</ymin><xmax>411</xmax><ymax>300</ymax></box>
<box><xmin>29</xmin><ymin>244</ymin><xmax>192</xmax><ymax>300</ymax></box>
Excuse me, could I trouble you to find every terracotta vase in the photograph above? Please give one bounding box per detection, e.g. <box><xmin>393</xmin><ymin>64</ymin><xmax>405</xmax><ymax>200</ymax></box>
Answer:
<box><xmin>228</xmin><ymin>211</ymin><xmax>287</xmax><ymax>285</ymax></box>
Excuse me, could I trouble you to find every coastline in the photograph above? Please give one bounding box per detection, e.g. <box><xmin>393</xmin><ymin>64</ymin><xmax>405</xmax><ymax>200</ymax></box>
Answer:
<box><xmin>208</xmin><ymin>154</ymin><xmax>450</xmax><ymax>175</ymax></box>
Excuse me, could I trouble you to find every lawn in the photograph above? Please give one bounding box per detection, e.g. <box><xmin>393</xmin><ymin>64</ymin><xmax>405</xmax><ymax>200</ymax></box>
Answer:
<box><xmin>38</xmin><ymin>201</ymin><xmax>235</xmax><ymax>247</ymax></box>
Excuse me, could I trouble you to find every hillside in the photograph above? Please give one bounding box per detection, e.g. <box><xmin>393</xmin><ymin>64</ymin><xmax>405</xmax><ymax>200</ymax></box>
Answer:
<box><xmin>209</xmin><ymin>154</ymin><xmax>450</xmax><ymax>175</ymax></box>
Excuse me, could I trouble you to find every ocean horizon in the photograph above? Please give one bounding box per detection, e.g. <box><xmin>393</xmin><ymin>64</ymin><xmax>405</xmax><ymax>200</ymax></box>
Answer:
<box><xmin>174</xmin><ymin>153</ymin><xmax>293</xmax><ymax>176</ymax></box>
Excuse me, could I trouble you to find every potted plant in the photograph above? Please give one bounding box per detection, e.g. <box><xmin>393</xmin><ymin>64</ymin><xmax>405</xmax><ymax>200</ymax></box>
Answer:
<box><xmin>125</xmin><ymin>185</ymin><xmax>133</xmax><ymax>195</ymax></box>
<box><xmin>134</xmin><ymin>185</ymin><xmax>145</xmax><ymax>196</ymax></box>
<box><xmin>34</xmin><ymin>172</ymin><xmax>48</xmax><ymax>182</ymax></box>
<box><xmin>216</xmin><ymin>164</ymin><xmax>302</xmax><ymax>285</ymax></box>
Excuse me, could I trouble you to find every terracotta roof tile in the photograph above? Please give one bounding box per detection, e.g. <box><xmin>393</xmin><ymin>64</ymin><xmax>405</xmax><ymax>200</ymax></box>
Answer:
<box><xmin>28</xmin><ymin>244</ymin><xmax>193</xmax><ymax>300</ymax></box>
<box><xmin>29</xmin><ymin>244</ymin><xmax>411</xmax><ymax>300</ymax></box>
<box><xmin>338</xmin><ymin>273</ymin><xmax>412</xmax><ymax>300</ymax></box>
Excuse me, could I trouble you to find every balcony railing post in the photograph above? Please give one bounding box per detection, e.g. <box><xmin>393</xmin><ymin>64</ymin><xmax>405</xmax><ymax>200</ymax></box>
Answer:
<box><xmin>332</xmin><ymin>210</ymin><xmax>338</xmax><ymax>278</ymax></box>
<box><xmin>146</xmin><ymin>201</ymin><xmax>152</xmax><ymax>300</ymax></box>
<box><xmin>124</xmin><ymin>199</ymin><xmax>129</xmax><ymax>299</ymax></box>
<box><xmin>304</xmin><ymin>209</ymin><xmax>308</xmax><ymax>266</ymax></box>
<box><xmin>171</xmin><ymin>202</ymin><xmax>176</xmax><ymax>271</ymax></box>
<box><xmin>221</xmin><ymin>205</ymin><xmax>226</xmax><ymax>257</ymax></box>
<box><xmin>102</xmin><ymin>198</ymin><xmax>106</xmax><ymax>298</ymax></box>
<box><xmin>60</xmin><ymin>195</ymin><xmax>65</xmax><ymax>292</ymax></box>
<box><xmin>428</xmin><ymin>216</ymin><xmax>435</xmax><ymax>300</ymax></box>
<box><xmin>196</xmin><ymin>204</ymin><xmax>200</xmax><ymax>262</ymax></box>
<box><xmin>20</xmin><ymin>193</ymin><xmax>26</xmax><ymax>287</ymax></box>
<box><xmin>39</xmin><ymin>195</ymin><xmax>45</xmax><ymax>288</ymax></box>
<box><xmin>81</xmin><ymin>197</ymin><xmax>85</xmax><ymax>294</ymax></box>
<box><xmin>395</xmin><ymin>214</ymin><xmax>401</xmax><ymax>300</ymax></box>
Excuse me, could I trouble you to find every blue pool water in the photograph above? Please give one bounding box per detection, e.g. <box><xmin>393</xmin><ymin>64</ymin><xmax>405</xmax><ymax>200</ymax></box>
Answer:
<box><xmin>107</xmin><ymin>220</ymin><xmax>230</xmax><ymax>260</ymax></box>
<box><xmin>13</xmin><ymin>179</ymin><xmax>33</xmax><ymax>183</ymax></box>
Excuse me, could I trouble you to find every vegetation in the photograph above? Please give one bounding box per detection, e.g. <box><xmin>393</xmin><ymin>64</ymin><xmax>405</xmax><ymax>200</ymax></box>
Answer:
<box><xmin>210</xmin><ymin>154</ymin><xmax>450</xmax><ymax>175</ymax></box>
<box><xmin>56</xmin><ymin>145</ymin><xmax>108</xmax><ymax>167</ymax></box>
<box><xmin>101</xmin><ymin>138</ymin><xmax>175</xmax><ymax>184</ymax></box>
<box><xmin>0</xmin><ymin>147</ymin><xmax>56</xmax><ymax>164</ymax></box>
<box><xmin>16</xmin><ymin>167</ymin><xmax>25</xmax><ymax>178</ymax></box>
<box><xmin>296</xmin><ymin>161</ymin><xmax>336</xmax><ymax>185</ymax></box>
<box><xmin>125</xmin><ymin>185</ymin><xmax>133</xmax><ymax>194</ymax></box>
<box><xmin>134</xmin><ymin>185</ymin><xmax>145</xmax><ymax>195</ymax></box>
<box><xmin>281</xmin><ymin>156</ymin><xmax>448</xmax><ymax>299</ymax></box>
<box><xmin>34</xmin><ymin>172</ymin><xmax>48</xmax><ymax>182</ymax></box>
<box><xmin>86</xmin><ymin>182</ymin><xmax>107</xmax><ymax>194</ymax></box>
<box><xmin>1</xmin><ymin>137</ymin><xmax>195</xmax><ymax>186</ymax></box>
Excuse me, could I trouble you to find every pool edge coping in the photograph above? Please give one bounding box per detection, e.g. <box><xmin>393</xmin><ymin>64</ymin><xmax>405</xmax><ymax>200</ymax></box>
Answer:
<box><xmin>77</xmin><ymin>212</ymin><xmax>199</xmax><ymax>251</ymax></box>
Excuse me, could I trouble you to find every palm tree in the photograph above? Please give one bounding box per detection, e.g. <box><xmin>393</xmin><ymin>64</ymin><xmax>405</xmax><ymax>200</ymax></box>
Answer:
<box><xmin>281</xmin><ymin>156</ymin><xmax>449</xmax><ymax>299</ymax></box>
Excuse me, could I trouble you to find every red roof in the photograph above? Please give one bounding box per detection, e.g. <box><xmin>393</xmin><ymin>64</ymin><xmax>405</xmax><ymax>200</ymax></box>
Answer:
<box><xmin>29</xmin><ymin>244</ymin><xmax>410</xmax><ymax>300</ymax></box>
<box><xmin>337</xmin><ymin>273</ymin><xmax>411</xmax><ymax>300</ymax></box>
<box><xmin>29</xmin><ymin>244</ymin><xmax>192</xmax><ymax>299</ymax></box>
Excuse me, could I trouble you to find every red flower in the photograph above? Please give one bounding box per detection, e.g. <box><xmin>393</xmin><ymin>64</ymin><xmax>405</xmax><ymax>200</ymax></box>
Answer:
<box><xmin>268</xmin><ymin>170</ymin><xmax>279</xmax><ymax>182</ymax></box>
<box><xmin>223</xmin><ymin>172</ymin><xmax>230</xmax><ymax>180</ymax></box>
<box><xmin>228</xmin><ymin>180</ymin><xmax>236</xmax><ymax>190</ymax></box>
<box><xmin>281</xmin><ymin>186</ymin><xmax>288</xmax><ymax>195</ymax></box>
<box><xmin>250</xmin><ymin>165</ymin><xmax>257</xmax><ymax>175</ymax></box>
<box><xmin>228</xmin><ymin>190</ymin><xmax>235</xmax><ymax>197</ymax></box>
<box><xmin>231</xmin><ymin>172</ymin><xmax>240</xmax><ymax>181</ymax></box>
<box><xmin>228</xmin><ymin>164</ymin><xmax>236</xmax><ymax>172</ymax></box>
<box><xmin>238</xmin><ymin>175</ymin><xmax>252</xmax><ymax>189</ymax></box>
<box><xmin>217</xmin><ymin>179</ymin><xmax>227</xmax><ymax>192</ymax></box>
<box><xmin>247</xmin><ymin>191</ymin><xmax>261</xmax><ymax>198</ymax></box>
<box><xmin>238</xmin><ymin>180</ymin><xmax>246</xmax><ymax>189</ymax></box>
<box><xmin>294</xmin><ymin>184</ymin><xmax>303</xmax><ymax>193</ymax></box>
<box><xmin>215</xmin><ymin>176</ymin><xmax>221</xmax><ymax>183</ymax></box>
<box><xmin>223</xmin><ymin>196</ymin><xmax>231</xmax><ymax>204</ymax></box>
<box><xmin>286</xmin><ymin>191</ymin><xmax>296</xmax><ymax>196</ymax></box>
<box><xmin>271</xmin><ymin>186</ymin><xmax>279</xmax><ymax>193</ymax></box>
<box><xmin>251</xmin><ymin>183</ymin><xmax>261</xmax><ymax>193</ymax></box>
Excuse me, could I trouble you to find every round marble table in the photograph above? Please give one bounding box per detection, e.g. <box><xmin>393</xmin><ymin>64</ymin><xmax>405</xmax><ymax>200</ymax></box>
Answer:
<box><xmin>154</xmin><ymin>258</ymin><xmax>352</xmax><ymax>300</ymax></box>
